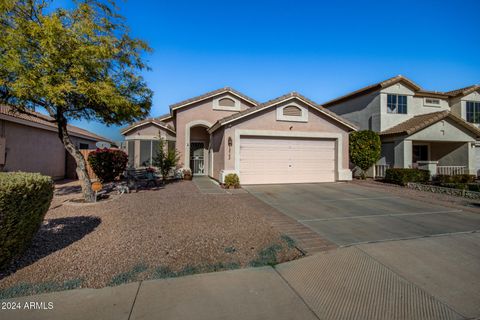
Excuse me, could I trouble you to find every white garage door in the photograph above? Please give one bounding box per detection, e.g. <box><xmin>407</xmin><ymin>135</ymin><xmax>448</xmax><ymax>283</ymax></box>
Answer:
<box><xmin>240</xmin><ymin>136</ymin><xmax>336</xmax><ymax>184</ymax></box>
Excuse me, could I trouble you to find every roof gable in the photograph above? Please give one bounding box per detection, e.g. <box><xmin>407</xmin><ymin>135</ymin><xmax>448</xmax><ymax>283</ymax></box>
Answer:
<box><xmin>208</xmin><ymin>92</ymin><xmax>358</xmax><ymax>133</ymax></box>
<box><xmin>323</xmin><ymin>75</ymin><xmax>421</xmax><ymax>107</ymax></box>
<box><xmin>169</xmin><ymin>87</ymin><xmax>258</xmax><ymax>111</ymax></box>
<box><xmin>121</xmin><ymin>118</ymin><xmax>175</xmax><ymax>135</ymax></box>
<box><xmin>380</xmin><ymin>111</ymin><xmax>480</xmax><ymax>138</ymax></box>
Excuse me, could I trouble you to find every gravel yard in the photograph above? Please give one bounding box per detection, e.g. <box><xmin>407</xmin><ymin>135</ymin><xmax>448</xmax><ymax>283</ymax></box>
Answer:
<box><xmin>0</xmin><ymin>180</ymin><xmax>301</xmax><ymax>298</ymax></box>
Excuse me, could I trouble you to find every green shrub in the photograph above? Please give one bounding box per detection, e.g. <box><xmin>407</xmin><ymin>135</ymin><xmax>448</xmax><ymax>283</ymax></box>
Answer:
<box><xmin>0</xmin><ymin>172</ymin><xmax>54</xmax><ymax>269</ymax></box>
<box><xmin>434</xmin><ymin>174</ymin><xmax>476</xmax><ymax>184</ymax></box>
<box><xmin>349</xmin><ymin>130</ymin><xmax>381</xmax><ymax>178</ymax></box>
<box><xmin>224</xmin><ymin>173</ymin><xmax>240</xmax><ymax>188</ymax></box>
<box><xmin>87</xmin><ymin>148</ymin><xmax>128</xmax><ymax>182</ymax></box>
<box><xmin>384</xmin><ymin>168</ymin><xmax>430</xmax><ymax>186</ymax></box>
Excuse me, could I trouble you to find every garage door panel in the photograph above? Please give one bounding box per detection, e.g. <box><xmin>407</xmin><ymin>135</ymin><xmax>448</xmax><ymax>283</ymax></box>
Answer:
<box><xmin>240</xmin><ymin>136</ymin><xmax>336</xmax><ymax>184</ymax></box>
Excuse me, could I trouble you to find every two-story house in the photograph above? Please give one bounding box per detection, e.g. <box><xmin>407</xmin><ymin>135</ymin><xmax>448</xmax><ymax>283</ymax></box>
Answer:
<box><xmin>121</xmin><ymin>88</ymin><xmax>357</xmax><ymax>184</ymax></box>
<box><xmin>324</xmin><ymin>75</ymin><xmax>480</xmax><ymax>176</ymax></box>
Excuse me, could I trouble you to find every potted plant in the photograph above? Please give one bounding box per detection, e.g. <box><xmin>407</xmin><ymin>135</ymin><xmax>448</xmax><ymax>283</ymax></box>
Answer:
<box><xmin>183</xmin><ymin>168</ymin><xmax>192</xmax><ymax>180</ymax></box>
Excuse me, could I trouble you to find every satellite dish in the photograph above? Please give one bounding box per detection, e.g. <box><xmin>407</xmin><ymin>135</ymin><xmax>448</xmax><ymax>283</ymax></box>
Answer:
<box><xmin>96</xmin><ymin>141</ymin><xmax>111</xmax><ymax>149</ymax></box>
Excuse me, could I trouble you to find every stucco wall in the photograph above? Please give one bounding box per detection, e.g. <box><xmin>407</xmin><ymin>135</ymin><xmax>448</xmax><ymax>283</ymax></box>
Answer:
<box><xmin>175</xmin><ymin>94</ymin><xmax>254</xmax><ymax>167</ymax></box>
<box><xmin>0</xmin><ymin>120</ymin><xmax>97</xmax><ymax>179</ymax></box>
<box><xmin>124</xmin><ymin>123</ymin><xmax>175</xmax><ymax>141</ymax></box>
<box><xmin>430</xmin><ymin>142</ymin><xmax>468</xmax><ymax>166</ymax></box>
<box><xmin>220</xmin><ymin>100</ymin><xmax>351</xmax><ymax>172</ymax></box>
<box><xmin>408</xmin><ymin>119</ymin><xmax>476</xmax><ymax>142</ymax></box>
<box><xmin>327</xmin><ymin>91</ymin><xmax>381</xmax><ymax>131</ymax></box>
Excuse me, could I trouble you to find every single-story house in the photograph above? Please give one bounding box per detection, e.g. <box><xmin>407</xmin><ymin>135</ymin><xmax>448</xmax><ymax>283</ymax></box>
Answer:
<box><xmin>121</xmin><ymin>88</ymin><xmax>357</xmax><ymax>184</ymax></box>
<box><xmin>0</xmin><ymin>105</ymin><xmax>111</xmax><ymax>180</ymax></box>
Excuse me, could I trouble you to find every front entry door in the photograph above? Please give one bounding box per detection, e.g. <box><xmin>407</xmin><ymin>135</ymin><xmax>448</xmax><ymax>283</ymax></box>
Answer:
<box><xmin>190</xmin><ymin>142</ymin><xmax>205</xmax><ymax>175</ymax></box>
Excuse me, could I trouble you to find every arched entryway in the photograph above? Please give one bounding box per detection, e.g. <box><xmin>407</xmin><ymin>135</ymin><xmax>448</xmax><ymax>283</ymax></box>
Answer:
<box><xmin>185</xmin><ymin>120</ymin><xmax>212</xmax><ymax>176</ymax></box>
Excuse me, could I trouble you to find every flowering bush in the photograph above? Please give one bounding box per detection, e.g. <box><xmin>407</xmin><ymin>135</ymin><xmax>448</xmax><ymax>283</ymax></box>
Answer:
<box><xmin>87</xmin><ymin>148</ymin><xmax>128</xmax><ymax>182</ymax></box>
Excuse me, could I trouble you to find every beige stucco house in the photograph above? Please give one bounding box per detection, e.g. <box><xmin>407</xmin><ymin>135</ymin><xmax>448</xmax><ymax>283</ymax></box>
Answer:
<box><xmin>121</xmin><ymin>88</ymin><xmax>357</xmax><ymax>184</ymax></box>
<box><xmin>324</xmin><ymin>76</ymin><xmax>480</xmax><ymax>177</ymax></box>
<box><xmin>0</xmin><ymin>105</ymin><xmax>111</xmax><ymax>180</ymax></box>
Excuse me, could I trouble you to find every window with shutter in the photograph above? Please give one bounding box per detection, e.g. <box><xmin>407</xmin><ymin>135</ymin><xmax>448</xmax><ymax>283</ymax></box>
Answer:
<box><xmin>282</xmin><ymin>105</ymin><xmax>302</xmax><ymax>117</ymax></box>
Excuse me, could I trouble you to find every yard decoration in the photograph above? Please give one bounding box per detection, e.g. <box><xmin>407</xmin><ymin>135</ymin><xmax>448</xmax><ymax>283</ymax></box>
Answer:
<box><xmin>88</xmin><ymin>148</ymin><xmax>128</xmax><ymax>182</ymax></box>
<box><xmin>0</xmin><ymin>0</ymin><xmax>152</xmax><ymax>202</ymax></box>
<box><xmin>349</xmin><ymin>130</ymin><xmax>381</xmax><ymax>179</ymax></box>
<box><xmin>0</xmin><ymin>172</ymin><xmax>54</xmax><ymax>269</ymax></box>
<box><xmin>183</xmin><ymin>168</ymin><xmax>193</xmax><ymax>180</ymax></box>
<box><xmin>152</xmin><ymin>139</ymin><xmax>180</xmax><ymax>183</ymax></box>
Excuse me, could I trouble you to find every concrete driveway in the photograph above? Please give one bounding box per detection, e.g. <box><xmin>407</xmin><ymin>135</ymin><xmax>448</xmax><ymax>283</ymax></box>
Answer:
<box><xmin>245</xmin><ymin>183</ymin><xmax>480</xmax><ymax>246</ymax></box>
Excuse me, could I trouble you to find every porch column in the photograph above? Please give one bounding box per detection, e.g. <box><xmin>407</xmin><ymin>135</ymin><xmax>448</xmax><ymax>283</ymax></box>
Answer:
<box><xmin>394</xmin><ymin>139</ymin><xmax>412</xmax><ymax>168</ymax></box>
<box><xmin>467</xmin><ymin>142</ymin><xmax>476</xmax><ymax>175</ymax></box>
<box><xmin>134</xmin><ymin>140</ymin><xmax>140</xmax><ymax>167</ymax></box>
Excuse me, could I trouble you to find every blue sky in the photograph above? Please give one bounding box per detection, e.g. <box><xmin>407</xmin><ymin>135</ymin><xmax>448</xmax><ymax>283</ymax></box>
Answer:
<box><xmin>62</xmin><ymin>0</ymin><xmax>480</xmax><ymax>141</ymax></box>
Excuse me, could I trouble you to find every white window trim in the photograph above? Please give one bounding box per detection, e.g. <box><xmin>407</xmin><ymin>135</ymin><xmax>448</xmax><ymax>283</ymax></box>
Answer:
<box><xmin>387</xmin><ymin>94</ymin><xmax>408</xmax><ymax>114</ymax></box>
<box><xmin>276</xmin><ymin>102</ymin><xmax>308</xmax><ymax>122</ymax></box>
<box><xmin>213</xmin><ymin>94</ymin><xmax>241</xmax><ymax>111</ymax></box>
<box><xmin>423</xmin><ymin>97</ymin><xmax>441</xmax><ymax>107</ymax></box>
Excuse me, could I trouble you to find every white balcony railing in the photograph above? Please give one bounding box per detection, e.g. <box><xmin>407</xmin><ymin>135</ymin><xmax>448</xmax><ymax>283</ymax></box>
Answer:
<box><xmin>375</xmin><ymin>164</ymin><xmax>390</xmax><ymax>178</ymax></box>
<box><xmin>437</xmin><ymin>166</ymin><xmax>467</xmax><ymax>176</ymax></box>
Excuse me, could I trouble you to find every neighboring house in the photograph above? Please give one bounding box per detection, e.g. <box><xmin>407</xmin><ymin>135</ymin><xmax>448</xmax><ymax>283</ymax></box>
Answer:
<box><xmin>121</xmin><ymin>88</ymin><xmax>357</xmax><ymax>184</ymax></box>
<box><xmin>0</xmin><ymin>105</ymin><xmax>111</xmax><ymax>180</ymax></box>
<box><xmin>323</xmin><ymin>75</ymin><xmax>480</xmax><ymax>176</ymax></box>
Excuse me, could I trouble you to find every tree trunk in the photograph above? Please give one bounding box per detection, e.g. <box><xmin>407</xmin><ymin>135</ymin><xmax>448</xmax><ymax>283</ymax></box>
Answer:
<box><xmin>56</xmin><ymin>115</ymin><xmax>95</xmax><ymax>202</ymax></box>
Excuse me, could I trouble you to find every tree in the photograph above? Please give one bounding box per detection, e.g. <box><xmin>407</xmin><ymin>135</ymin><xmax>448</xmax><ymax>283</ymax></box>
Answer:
<box><xmin>349</xmin><ymin>130</ymin><xmax>381</xmax><ymax>179</ymax></box>
<box><xmin>0</xmin><ymin>0</ymin><xmax>152</xmax><ymax>201</ymax></box>
<box><xmin>152</xmin><ymin>139</ymin><xmax>180</xmax><ymax>183</ymax></box>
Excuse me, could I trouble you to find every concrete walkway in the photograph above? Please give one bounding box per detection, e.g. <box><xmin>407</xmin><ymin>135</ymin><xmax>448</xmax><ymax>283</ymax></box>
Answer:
<box><xmin>2</xmin><ymin>232</ymin><xmax>478</xmax><ymax>320</ymax></box>
<box><xmin>193</xmin><ymin>176</ymin><xmax>247</xmax><ymax>194</ymax></box>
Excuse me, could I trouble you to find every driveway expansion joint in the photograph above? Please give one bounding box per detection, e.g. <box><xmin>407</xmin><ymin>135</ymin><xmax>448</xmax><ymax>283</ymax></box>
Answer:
<box><xmin>128</xmin><ymin>281</ymin><xmax>142</xmax><ymax>320</ymax></box>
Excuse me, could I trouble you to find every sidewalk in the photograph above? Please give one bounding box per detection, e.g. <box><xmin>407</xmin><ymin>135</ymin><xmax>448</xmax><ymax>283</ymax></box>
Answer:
<box><xmin>2</xmin><ymin>233</ymin><xmax>477</xmax><ymax>320</ymax></box>
<box><xmin>0</xmin><ymin>267</ymin><xmax>317</xmax><ymax>320</ymax></box>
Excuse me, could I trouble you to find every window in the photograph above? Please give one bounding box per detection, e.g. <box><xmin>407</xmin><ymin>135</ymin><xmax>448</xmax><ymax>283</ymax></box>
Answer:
<box><xmin>424</xmin><ymin>98</ymin><xmax>441</xmax><ymax>107</ymax></box>
<box><xmin>466</xmin><ymin>101</ymin><xmax>480</xmax><ymax>123</ymax></box>
<box><xmin>79</xmin><ymin>143</ymin><xmax>89</xmax><ymax>149</ymax></box>
<box><xmin>282</xmin><ymin>105</ymin><xmax>302</xmax><ymax>116</ymax></box>
<box><xmin>276</xmin><ymin>103</ymin><xmax>308</xmax><ymax>122</ymax></box>
<box><xmin>387</xmin><ymin>94</ymin><xmax>407</xmax><ymax>114</ymax></box>
<box><xmin>412</xmin><ymin>145</ymin><xmax>429</xmax><ymax>163</ymax></box>
<box><xmin>213</xmin><ymin>95</ymin><xmax>240</xmax><ymax>111</ymax></box>
<box><xmin>218</xmin><ymin>98</ymin><xmax>235</xmax><ymax>108</ymax></box>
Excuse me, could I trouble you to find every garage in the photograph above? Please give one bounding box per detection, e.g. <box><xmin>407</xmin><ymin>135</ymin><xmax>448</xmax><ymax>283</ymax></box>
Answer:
<box><xmin>239</xmin><ymin>136</ymin><xmax>336</xmax><ymax>184</ymax></box>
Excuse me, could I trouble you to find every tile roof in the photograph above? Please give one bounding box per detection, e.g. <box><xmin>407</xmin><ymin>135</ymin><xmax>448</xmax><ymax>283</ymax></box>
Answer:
<box><xmin>169</xmin><ymin>87</ymin><xmax>258</xmax><ymax>110</ymax></box>
<box><xmin>379</xmin><ymin>111</ymin><xmax>480</xmax><ymax>138</ymax></box>
<box><xmin>208</xmin><ymin>92</ymin><xmax>358</xmax><ymax>133</ymax></box>
<box><xmin>444</xmin><ymin>85</ymin><xmax>480</xmax><ymax>97</ymax></box>
<box><xmin>323</xmin><ymin>75</ymin><xmax>480</xmax><ymax>107</ymax></box>
<box><xmin>322</xmin><ymin>75</ymin><xmax>421</xmax><ymax>107</ymax></box>
<box><xmin>120</xmin><ymin>117</ymin><xmax>175</xmax><ymax>135</ymax></box>
<box><xmin>0</xmin><ymin>105</ymin><xmax>111</xmax><ymax>142</ymax></box>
